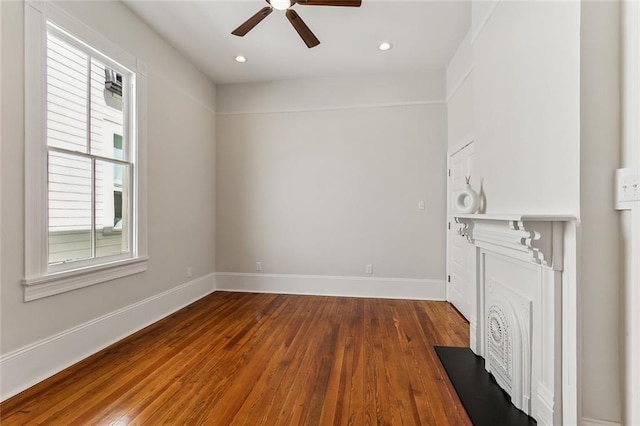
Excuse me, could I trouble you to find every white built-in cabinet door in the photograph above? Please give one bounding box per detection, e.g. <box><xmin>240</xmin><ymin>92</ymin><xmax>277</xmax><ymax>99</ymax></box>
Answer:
<box><xmin>446</xmin><ymin>143</ymin><xmax>475</xmax><ymax>321</ymax></box>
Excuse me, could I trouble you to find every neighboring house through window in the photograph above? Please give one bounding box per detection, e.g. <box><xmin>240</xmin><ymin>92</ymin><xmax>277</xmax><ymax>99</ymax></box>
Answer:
<box><xmin>24</xmin><ymin>0</ymin><xmax>148</xmax><ymax>301</ymax></box>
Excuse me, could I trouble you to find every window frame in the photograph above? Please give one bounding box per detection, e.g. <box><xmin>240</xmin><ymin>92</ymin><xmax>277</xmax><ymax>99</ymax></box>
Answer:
<box><xmin>23</xmin><ymin>0</ymin><xmax>148</xmax><ymax>301</ymax></box>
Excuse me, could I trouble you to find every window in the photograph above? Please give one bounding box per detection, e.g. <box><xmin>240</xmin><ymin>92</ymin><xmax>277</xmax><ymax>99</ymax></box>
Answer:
<box><xmin>24</xmin><ymin>1</ymin><xmax>148</xmax><ymax>301</ymax></box>
<box><xmin>46</xmin><ymin>28</ymin><xmax>132</xmax><ymax>265</ymax></box>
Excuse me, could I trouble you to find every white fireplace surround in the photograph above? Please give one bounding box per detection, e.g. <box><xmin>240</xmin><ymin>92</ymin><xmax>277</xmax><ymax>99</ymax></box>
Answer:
<box><xmin>454</xmin><ymin>214</ymin><xmax>576</xmax><ymax>426</ymax></box>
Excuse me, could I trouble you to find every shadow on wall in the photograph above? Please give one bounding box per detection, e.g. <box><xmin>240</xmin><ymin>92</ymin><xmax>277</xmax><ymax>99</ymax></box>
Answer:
<box><xmin>479</xmin><ymin>180</ymin><xmax>487</xmax><ymax>214</ymax></box>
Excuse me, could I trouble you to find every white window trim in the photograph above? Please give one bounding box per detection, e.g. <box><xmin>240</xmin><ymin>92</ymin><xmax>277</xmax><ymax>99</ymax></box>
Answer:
<box><xmin>23</xmin><ymin>0</ymin><xmax>148</xmax><ymax>302</ymax></box>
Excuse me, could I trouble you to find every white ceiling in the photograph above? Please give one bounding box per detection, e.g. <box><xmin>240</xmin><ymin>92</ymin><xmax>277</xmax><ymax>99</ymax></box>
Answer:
<box><xmin>122</xmin><ymin>0</ymin><xmax>471</xmax><ymax>85</ymax></box>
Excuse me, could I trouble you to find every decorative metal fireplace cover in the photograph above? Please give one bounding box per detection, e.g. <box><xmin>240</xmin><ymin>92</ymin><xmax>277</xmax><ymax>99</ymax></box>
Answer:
<box><xmin>486</xmin><ymin>279</ymin><xmax>532</xmax><ymax>415</ymax></box>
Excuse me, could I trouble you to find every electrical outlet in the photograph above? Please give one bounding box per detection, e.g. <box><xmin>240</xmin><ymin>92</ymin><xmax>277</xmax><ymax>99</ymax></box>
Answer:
<box><xmin>418</xmin><ymin>201</ymin><xmax>426</xmax><ymax>210</ymax></box>
<box><xmin>186</xmin><ymin>267</ymin><xmax>192</xmax><ymax>278</ymax></box>
<box><xmin>255</xmin><ymin>262</ymin><xmax>262</xmax><ymax>272</ymax></box>
<box><xmin>365</xmin><ymin>264</ymin><xmax>373</xmax><ymax>275</ymax></box>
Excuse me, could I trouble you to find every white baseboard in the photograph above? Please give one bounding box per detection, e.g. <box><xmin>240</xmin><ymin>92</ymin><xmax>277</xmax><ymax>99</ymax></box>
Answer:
<box><xmin>0</xmin><ymin>273</ymin><xmax>216</xmax><ymax>402</ymax></box>
<box><xmin>469</xmin><ymin>319</ymin><xmax>477</xmax><ymax>352</ymax></box>
<box><xmin>215</xmin><ymin>272</ymin><xmax>446</xmax><ymax>301</ymax></box>
<box><xmin>582</xmin><ymin>418</ymin><xmax>621</xmax><ymax>426</ymax></box>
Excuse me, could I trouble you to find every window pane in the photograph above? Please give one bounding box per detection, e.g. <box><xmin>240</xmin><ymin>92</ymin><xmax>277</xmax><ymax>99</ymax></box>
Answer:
<box><xmin>95</xmin><ymin>159</ymin><xmax>130</xmax><ymax>257</ymax></box>
<box><xmin>48</xmin><ymin>151</ymin><xmax>92</xmax><ymax>264</ymax></box>
<box><xmin>90</xmin><ymin>58</ymin><xmax>126</xmax><ymax>160</ymax></box>
<box><xmin>46</xmin><ymin>33</ymin><xmax>88</xmax><ymax>152</ymax></box>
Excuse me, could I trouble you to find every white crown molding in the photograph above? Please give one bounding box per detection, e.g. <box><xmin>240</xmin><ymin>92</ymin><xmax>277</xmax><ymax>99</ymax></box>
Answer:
<box><xmin>1</xmin><ymin>274</ymin><xmax>216</xmax><ymax>402</ymax></box>
<box><xmin>446</xmin><ymin>65</ymin><xmax>473</xmax><ymax>103</ymax></box>
<box><xmin>216</xmin><ymin>100</ymin><xmax>446</xmax><ymax>117</ymax></box>
<box><xmin>25</xmin><ymin>0</ymin><xmax>44</xmax><ymax>12</ymax></box>
<box><xmin>148</xmin><ymin>68</ymin><xmax>216</xmax><ymax>115</ymax></box>
<box><xmin>470</xmin><ymin>0</ymin><xmax>502</xmax><ymax>45</ymax></box>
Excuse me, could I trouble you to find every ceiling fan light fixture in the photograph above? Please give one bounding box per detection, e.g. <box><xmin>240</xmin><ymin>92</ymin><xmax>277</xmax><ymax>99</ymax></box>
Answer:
<box><xmin>271</xmin><ymin>0</ymin><xmax>291</xmax><ymax>11</ymax></box>
<box><xmin>378</xmin><ymin>42</ymin><xmax>393</xmax><ymax>51</ymax></box>
<box><xmin>235</xmin><ymin>55</ymin><xmax>247</xmax><ymax>63</ymax></box>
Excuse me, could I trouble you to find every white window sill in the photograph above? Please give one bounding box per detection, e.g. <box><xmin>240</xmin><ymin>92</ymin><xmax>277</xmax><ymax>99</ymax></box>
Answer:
<box><xmin>101</xmin><ymin>227</ymin><xmax>122</xmax><ymax>236</ymax></box>
<box><xmin>22</xmin><ymin>256</ymin><xmax>149</xmax><ymax>301</ymax></box>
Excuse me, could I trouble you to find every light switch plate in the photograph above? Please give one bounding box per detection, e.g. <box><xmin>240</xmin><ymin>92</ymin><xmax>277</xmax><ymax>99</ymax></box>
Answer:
<box><xmin>615</xmin><ymin>168</ymin><xmax>640</xmax><ymax>210</ymax></box>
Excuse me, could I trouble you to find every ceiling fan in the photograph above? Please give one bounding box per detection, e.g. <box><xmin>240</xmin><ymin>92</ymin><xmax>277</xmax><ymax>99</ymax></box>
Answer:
<box><xmin>232</xmin><ymin>0</ymin><xmax>362</xmax><ymax>49</ymax></box>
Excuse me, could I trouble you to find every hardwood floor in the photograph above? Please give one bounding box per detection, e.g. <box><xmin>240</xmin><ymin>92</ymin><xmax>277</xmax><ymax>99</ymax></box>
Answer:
<box><xmin>0</xmin><ymin>292</ymin><xmax>471</xmax><ymax>425</ymax></box>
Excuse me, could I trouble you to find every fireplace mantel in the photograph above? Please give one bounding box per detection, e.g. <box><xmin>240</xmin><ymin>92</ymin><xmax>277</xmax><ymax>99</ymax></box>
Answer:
<box><xmin>452</xmin><ymin>213</ymin><xmax>576</xmax><ymax>425</ymax></box>
<box><xmin>455</xmin><ymin>214</ymin><xmax>574</xmax><ymax>271</ymax></box>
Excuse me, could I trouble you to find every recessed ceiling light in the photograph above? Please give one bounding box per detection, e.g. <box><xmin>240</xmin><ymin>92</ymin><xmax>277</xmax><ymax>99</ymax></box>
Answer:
<box><xmin>235</xmin><ymin>55</ymin><xmax>247</xmax><ymax>63</ymax></box>
<box><xmin>378</xmin><ymin>42</ymin><xmax>393</xmax><ymax>51</ymax></box>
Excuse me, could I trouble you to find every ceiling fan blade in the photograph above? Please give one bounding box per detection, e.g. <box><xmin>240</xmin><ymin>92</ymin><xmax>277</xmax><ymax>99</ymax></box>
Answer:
<box><xmin>286</xmin><ymin>9</ymin><xmax>320</xmax><ymax>48</ymax></box>
<box><xmin>296</xmin><ymin>0</ymin><xmax>361</xmax><ymax>6</ymax></box>
<box><xmin>231</xmin><ymin>7</ymin><xmax>273</xmax><ymax>37</ymax></box>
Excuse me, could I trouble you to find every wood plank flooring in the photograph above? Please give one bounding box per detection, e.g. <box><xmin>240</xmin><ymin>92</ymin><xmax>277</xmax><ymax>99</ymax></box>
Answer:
<box><xmin>0</xmin><ymin>292</ymin><xmax>471</xmax><ymax>425</ymax></box>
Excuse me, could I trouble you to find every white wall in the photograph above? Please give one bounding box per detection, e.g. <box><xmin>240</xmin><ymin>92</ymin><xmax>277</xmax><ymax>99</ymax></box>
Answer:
<box><xmin>0</xmin><ymin>0</ymin><xmax>216</xmax><ymax>356</ymax></box>
<box><xmin>446</xmin><ymin>31</ymin><xmax>473</xmax><ymax>151</ymax></box>
<box><xmin>473</xmin><ymin>1</ymin><xmax>581</xmax><ymax>215</ymax></box>
<box><xmin>216</xmin><ymin>72</ymin><xmax>445</xmax><ymax>114</ymax></box>
<box><xmin>0</xmin><ymin>0</ymin><xmax>3</xmax><ymax>365</ymax></box>
<box><xmin>216</xmin><ymin>72</ymin><xmax>448</xmax><ymax>281</ymax></box>
<box><xmin>621</xmin><ymin>3</ymin><xmax>640</xmax><ymax>424</ymax></box>
<box><xmin>580</xmin><ymin>2</ymin><xmax>622</xmax><ymax>423</ymax></box>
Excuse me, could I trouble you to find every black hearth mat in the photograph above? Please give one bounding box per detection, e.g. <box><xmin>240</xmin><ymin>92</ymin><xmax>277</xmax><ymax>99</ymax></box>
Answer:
<box><xmin>435</xmin><ymin>346</ymin><xmax>537</xmax><ymax>426</ymax></box>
